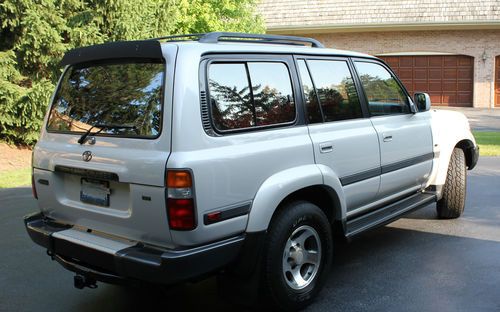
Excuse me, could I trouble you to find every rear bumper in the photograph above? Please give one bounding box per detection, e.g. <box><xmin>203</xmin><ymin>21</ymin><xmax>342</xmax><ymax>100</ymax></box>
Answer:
<box><xmin>24</xmin><ymin>212</ymin><xmax>245</xmax><ymax>286</ymax></box>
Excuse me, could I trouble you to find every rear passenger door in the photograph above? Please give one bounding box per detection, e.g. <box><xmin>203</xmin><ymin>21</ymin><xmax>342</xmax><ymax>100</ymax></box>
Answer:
<box><xmin>296</xmin><ymin>57</ymin><xmax>381</xmax><ymax>213</ymax></box>
<box><xmin>353</xmin><ymin>59</ymin><xmax>433</xmax><ymax>201</ymax></box>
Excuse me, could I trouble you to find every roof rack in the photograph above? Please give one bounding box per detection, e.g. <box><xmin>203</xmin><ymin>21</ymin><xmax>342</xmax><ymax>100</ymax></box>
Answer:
<box><xmin>150</xmin><ymin>32</ymin><xmax>325</xmax><ymax>48</ymax></box>
<box><xmin>199</xmin><ymin>32</ymin><xmax>324</xmax><ymax>48</ymax></box>
<box><xmin>149</xmin><ymin>33</ymin><xmax>206</xmax><ymax>42</ymax></box>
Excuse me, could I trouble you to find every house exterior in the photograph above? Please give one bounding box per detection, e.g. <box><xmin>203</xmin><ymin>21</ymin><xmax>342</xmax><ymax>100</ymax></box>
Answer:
<box><xmin>257</xmin><ymin>0</ymin><xmax>500</xmax><ymax>108</ymax></box>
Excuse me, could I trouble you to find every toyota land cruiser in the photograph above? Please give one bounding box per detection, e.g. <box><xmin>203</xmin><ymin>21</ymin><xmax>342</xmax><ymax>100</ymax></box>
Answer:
<box><xmin>25</xmin><ymin>32</ymin><xmax>479</xmax><ymax>311</ymax></box>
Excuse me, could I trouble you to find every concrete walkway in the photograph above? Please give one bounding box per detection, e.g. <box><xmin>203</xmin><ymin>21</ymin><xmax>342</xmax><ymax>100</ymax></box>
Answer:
<box><xmin>435</xmin><ymin>107</ymin><xmax>500</xmax><ymax>131</ymax></box>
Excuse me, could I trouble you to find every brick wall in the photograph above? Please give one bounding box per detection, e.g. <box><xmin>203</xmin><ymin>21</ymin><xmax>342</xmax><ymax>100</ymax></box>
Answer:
<box><xmin>303</xmin><ymin>29</ymin><xmax>500</xmax><ymax>108</ymax></box>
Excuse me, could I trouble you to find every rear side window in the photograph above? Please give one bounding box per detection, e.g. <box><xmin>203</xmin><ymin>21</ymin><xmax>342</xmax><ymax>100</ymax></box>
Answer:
<box><xmin>303</xmin><ymin>60</ymin><xmax>362</xmax><ymax>122</ymax></box>
<box><xmin>297</xmin><ymin>60</ymin><xmax>322</xmax><ymax>124</ymax></box>
<box><xmin>208</xmin><ymin>62</ymin><xmax>295</xmax><ymax>131</ymax></box>
<box><xmin>355</xmin><ymin>61</ymin><xmax>410</xmax><ymax>116</ymax></box>
<box><xmin>47</xmin><ymin>60</ymin><xmax>164</xmax><ymax>137</ymax></box>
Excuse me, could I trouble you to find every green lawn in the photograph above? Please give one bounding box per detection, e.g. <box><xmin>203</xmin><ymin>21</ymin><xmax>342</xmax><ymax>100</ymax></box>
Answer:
<box><xmin>473</xmin><ymin>131</ymin><xmax>500</xmax><ymax>156</ymax></box>
<box><xmin>0</xmin><ymin>167</ymin><xmax>31</xmax><ymax>188</ymax></box>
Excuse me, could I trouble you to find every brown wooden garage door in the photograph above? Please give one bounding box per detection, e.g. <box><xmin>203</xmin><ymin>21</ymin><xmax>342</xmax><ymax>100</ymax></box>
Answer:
<box><xmin>496</xmin><ymin>56</ymin><xmax>500</xmax><ymax>107</ymax></box>
<box><xmin>379</xmin><ymin>55</ymin><xmax>473</xmax><ymax>107</ymax></box>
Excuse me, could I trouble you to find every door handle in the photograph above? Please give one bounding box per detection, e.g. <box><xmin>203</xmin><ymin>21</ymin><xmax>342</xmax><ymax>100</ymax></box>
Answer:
<box><xmin>383</xmin><ymin>134</ymin><xmax>393</xmax><ymax>142</ymax></box>
<box><xmin>319</xmin><ymin>142</ymin><xmax>334</xmax><ymax>153</ymax></box>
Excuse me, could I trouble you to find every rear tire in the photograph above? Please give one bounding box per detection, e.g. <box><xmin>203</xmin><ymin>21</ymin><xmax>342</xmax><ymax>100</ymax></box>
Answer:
<box><xmin>262</xmin><ymin>201</ymin><xmax>332</xmax><ymax>311</ymax></box>
<box><xmin>437</xmin><ymin>148</ymin><xmax>467</xmax><ymax>219</ymax></box>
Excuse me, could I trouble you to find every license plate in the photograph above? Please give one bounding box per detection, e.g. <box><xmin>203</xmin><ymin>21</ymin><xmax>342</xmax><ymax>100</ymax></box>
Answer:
<box><xmin>80</xmin><ymin>178</ymin><xmax>110</xmax><ymax>207</ymax></box>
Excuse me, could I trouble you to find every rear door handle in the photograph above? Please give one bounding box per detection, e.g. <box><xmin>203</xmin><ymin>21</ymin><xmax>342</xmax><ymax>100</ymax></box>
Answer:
<box><xmin>319</xmin><ymin>142</ymin><xmax>333</xmax><ymax>153</ymax></box>
<box><xmin>383</xmin><ymin>134</ymin><xmax>393</xmax><ymax>142</ymax></box>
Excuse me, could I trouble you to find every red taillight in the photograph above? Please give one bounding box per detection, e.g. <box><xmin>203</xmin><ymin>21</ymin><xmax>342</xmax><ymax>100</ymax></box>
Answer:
<box><xmin>31</xmin><ymin>173</ymin><xmax>38</xmax><ymax>199</ymax></box>
<box><xmin>167</xmin><ymin>198</ymin><xmax>195</xmax><ymax>230</ymax></box>
<box><xmin>166</xmin><ymin>170</ymin><xmax>196</xmax><ymax>231</ymax></box>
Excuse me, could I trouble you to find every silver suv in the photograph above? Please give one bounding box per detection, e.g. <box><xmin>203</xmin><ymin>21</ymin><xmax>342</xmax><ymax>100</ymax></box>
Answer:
<box><xmin>25</xmin><ymin>32</ymin><xmax>479</xmax><ymax>311</ymax></box>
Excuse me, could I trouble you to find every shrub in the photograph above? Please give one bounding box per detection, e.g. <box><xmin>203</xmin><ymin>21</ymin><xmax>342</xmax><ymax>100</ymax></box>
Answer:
<box><xmin>0</xmin><ymin>0</ymin><xmax>264</xmax><ymax>145</ymax></box>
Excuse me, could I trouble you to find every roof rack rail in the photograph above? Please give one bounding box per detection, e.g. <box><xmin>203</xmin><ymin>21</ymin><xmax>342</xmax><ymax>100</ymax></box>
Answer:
<box><xmin>149</xmin><ymin>33</ymin><xmax>206</xmax><ymax>42</ymax></box>
<box><xmin>198</xmin><ymin>32</ymin><xmax>324</xmax><ymax>48</ymax></box>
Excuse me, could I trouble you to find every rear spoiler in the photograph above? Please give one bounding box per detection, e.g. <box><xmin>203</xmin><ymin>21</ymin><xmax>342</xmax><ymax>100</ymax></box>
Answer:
<box><xmin>60</xmin><ymin>40</ymin><xmax>163</xmax><ymax>66</ymax></box>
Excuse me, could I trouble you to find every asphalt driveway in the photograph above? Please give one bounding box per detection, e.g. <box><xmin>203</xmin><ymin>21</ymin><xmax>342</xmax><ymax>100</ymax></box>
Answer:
<box><xmin>1</xmin><ymin>157</ymin><xmax>499</xmax><ymax>312</ymax></box>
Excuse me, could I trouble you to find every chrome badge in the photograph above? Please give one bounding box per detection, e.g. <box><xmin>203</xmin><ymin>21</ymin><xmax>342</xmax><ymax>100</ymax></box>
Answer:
<box><xmin>82</xmin><ymin>151</ymin><xmax>93</xmax><ymax>162</ymax></box>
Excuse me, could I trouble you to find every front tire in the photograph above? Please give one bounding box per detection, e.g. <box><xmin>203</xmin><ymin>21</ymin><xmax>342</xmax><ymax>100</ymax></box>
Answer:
<box><xmin>437</xmin><ymin>148</ymin><xmax>467</xmax><ymax>219</ymax></box>
<box><xmin>262</xmin><ymin>201</ymin><xmax>333</xmax><ymax>311</ymax></box>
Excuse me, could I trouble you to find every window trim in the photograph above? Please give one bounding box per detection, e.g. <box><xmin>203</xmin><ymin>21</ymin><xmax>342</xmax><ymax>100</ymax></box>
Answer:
<box><xmin>294</xmin><ymin>55</ymin><xmax>368</xmax><ymax>123</ymax></box>
<box><xmin>45</xmin><ymin>58</ymin><xmax>166</xmax><ymax>140</ymax></box>
<box><xmin>200</xmin><ymin>54</ymin><xmax>302</xmax><ymax>135</ymax></box>
<box><xmin>351</xmin><ymin>57</ymin><xmax>413</xmax><ymax>118</ymax></box>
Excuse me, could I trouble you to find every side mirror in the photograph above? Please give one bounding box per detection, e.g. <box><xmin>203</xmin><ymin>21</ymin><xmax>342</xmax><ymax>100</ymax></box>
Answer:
<box><xmin>414</xmin><ymin>92</ymin><xmax>431</xmax><ymax>112</ymax></box>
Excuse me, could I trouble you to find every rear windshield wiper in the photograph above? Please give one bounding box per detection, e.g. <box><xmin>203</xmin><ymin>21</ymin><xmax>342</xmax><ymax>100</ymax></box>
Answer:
<box><xmin>78</xmin><ymin>124</ymin><xmax>137</xmax><ymax>144</ymax></box>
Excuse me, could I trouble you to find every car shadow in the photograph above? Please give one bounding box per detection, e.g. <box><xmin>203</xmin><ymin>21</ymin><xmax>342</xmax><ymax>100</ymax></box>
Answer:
<box><xmin>64</xmin><ymin>224</ymin><xmax>500</xmax><ymax>312</ymax></box>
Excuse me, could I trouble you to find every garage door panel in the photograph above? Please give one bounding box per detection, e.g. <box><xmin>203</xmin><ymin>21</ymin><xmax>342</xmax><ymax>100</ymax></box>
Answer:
<box><xmin>444</xmin><ymin>69</ymin><xmax>458</xmax><ymax>79</ymax></box>
<box><xmin>442</xmin><ymin>93</ymin><xmax>457</xmax><ymax>103</ymax></box>
<box><xmin>401</xmin><ymin>79</ymin><xmax>413</xmax><ymax>87</ymax></box>
<box><xmin>429</xmin><ymin>57</ymin><xmax>443</xmax><ymax>67</ymax></box>
<box><xmin>414</xmin><ymin>69</ymin><xmax>427</xmax><ymax>79</ymax></box>
<box><xmin>458</xmin><ymin>56</ymin><xmax>473</xmax><ymax>66</ymax></box>
<box><xmin>414</xmin><ymin>82</ymin><xmax>428</xmax><ymax>91</ymax></box>
<box><xmin>379</xmin><ymin>55</ymin><xmax>473</xmax><ymax>107</ymax></box>
<box><xmin>399</xmin><ymin>69</ymin><xmax>413</xmax><ymax>79</ymax></box>
<box><xmin>429</xmin><ymin>82</ymin><xmax>441</xmax><ymax>92</ymax></box>
<box><xmin>458</xmin><ymin>82</ymin><xmax>472</xmax><ymax>91</ymax></box>
<box><xmin>429</xmin><ymin>93</ymin><xmax>442</xmax><ymax>105</ymax></box>
<box><xmin>444</xmin><ymin>56</ymin><xmax>458</xmax><ymax>66</ymax></box>
<box><xmin>400</xmin><ymin>57</ymin><xmax>414</xmax><ymax>67</ymax></box>
<box><xmin>384</xmin><ymin>57</ymin><xmax>399</xmax><ymax>67</ymax></box>
<box><xmin>429</xmin><ymin>69</ymin><xmax>442</xmax><ymax>79</ymax></box>
<box><xmin>443</xmin><ymin>82</ymin><xmax>457</xmax><ymax>92</ymax></box>
<box><xmin>458</xmin><ymin>68</ymin><xmax>473</xmax><ymax>79</ymax></box>
<box><xmin>415</xmin><ymin>57</ymin><xmax>428</xmax><ymax>67</ymax></box>
<box><xmin>458</xmin><ymin>93</ymin><xmax>473</xmax><ymax>104</ymax></box>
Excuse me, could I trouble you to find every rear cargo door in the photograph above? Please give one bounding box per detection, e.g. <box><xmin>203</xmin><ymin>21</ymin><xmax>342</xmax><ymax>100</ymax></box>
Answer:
<box><xmin>32</xmin><ymin>43</ymin><xmax>177</xmax><ymax>248</ymax></box>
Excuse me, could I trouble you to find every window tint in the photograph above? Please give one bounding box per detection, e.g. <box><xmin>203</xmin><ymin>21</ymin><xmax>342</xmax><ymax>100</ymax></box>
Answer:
<box><xmin>248</xmin><ymin>63</ymin><xmax>295</xmax><ymax>126</ymax></box>
<box><xmin>307</xmin><ymin>60</ymin><xmax>362</xmax><ymax>122</ymax></box>
<box><xmin>297</xmin><ymin>60</ymin><xmax>322</xmax><ymax>123</ymax></box>
<box><xmin>47</xmin><ymin>61</ymin><xmax>164</xmax><ymax>137</ymax></box>
<box><xmin>208</xmin><ymin>62</ymin><xmax>295</xmax><ymax>131</ymax></box>
<box><xmin>208</xmin><ymin>63</ymin><xmax>253</xmax><ymax>130</ymax></box>
<box><xmin>355</xmin><ymin>61</ymin><xmax>410</xmax><ymax>116</ymax></box>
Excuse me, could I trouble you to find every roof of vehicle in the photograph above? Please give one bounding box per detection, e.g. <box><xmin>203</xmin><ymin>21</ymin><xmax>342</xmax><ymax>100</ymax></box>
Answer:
<box><xmin>168</xmin><ymin>40</ymin><xmax>375</xmax><ymax>59</ymax></box>
<box><xmin>60</xmin><ymin>32</ymin><xmax>377</xmax><ymax>66</ymax></box>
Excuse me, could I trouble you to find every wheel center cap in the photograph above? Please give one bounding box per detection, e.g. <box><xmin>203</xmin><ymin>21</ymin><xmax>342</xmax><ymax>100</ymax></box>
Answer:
<box><xmin>293</xmin><ymin>248</ymin><xmax>304</xmax><ymax>265</ymax></box>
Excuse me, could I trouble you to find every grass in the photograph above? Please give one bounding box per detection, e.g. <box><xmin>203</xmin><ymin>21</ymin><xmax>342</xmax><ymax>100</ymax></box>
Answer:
<box><xmin>473</xmin><ymin>131</ymin><xmax>500</xmax><ymax>156</ymax></box>
<box><xmin>0</xmin><ymin>167</ymin><xmax>31</xmax><ymax>188</ymax></box>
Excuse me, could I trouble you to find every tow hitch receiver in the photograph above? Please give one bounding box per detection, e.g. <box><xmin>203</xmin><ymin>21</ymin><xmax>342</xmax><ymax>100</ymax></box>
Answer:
<box><xmin>74</xmin><ymin>275</ymin><xmax>98</xmax><ymax>289</ymax></box>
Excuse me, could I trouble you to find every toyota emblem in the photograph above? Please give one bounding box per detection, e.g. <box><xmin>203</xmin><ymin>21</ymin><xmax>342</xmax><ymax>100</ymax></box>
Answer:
<box><xmin>82</xmin><ymin>151</ymin><xmax>93</xmax><ymax>162</ymax></box>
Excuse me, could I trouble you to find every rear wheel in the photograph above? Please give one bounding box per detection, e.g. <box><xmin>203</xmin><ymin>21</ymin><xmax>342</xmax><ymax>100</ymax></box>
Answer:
<box><xmin>437</xmin><ymin>148</ymin><xmax>467</xmax><ymax>219</ymax></box>
<box><xmin>262</xmin><ymin>201</ymin><xmax>332</xmax><ymax>311</ymax></box>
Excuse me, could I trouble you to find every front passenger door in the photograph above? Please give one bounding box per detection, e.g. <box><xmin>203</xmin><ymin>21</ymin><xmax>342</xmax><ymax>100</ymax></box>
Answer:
<box><xmin>353</xmin><ymin>60</ymin><xmax>433</xmax><ymax>202</ymax></box>
<box><xmin>297</xmin><ymin>57</ymin><xmax>381</xmax><ymax>213</ymax></box>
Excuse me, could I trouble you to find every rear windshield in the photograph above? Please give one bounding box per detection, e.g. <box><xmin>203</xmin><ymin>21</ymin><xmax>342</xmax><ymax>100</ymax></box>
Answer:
<box><xmin>47</xmin><ymin>60</ymin><xmax>165</xmax><ymax>138</ymax></box>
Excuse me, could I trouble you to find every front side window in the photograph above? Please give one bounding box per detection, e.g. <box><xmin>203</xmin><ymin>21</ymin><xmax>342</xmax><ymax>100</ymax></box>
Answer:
<box><xmin>208</xmin><ymin>62</ymin><xmax>295</xmax><ymax>131</ymax></box>
<box><xmin>306</xmin><ymin>60</ymin><xmax>362</xmax><ymax>122</ymax></box>
<box><xmin>355</xmin><ymin>61</ymin><xmax>410</xmax><ymax>116</ymax></box>
<box><xmin>48</xmin><ymin>61</ymin><xmax>165</xmax><ymax>137</ymax></box>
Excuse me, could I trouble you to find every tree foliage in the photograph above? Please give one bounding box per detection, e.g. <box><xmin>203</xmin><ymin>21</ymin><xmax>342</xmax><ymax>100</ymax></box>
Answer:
<box><xmin>0</xmin><ymin>0</ymin><xmax>264</xmax><ymax>145</ymax></box>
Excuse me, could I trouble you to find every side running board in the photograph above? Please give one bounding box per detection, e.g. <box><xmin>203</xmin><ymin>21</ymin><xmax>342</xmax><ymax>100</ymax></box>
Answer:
<box><xmin>345</xmin><ymin>192</ymin><xmax>436</xmax><ymax>238</ymax></box>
